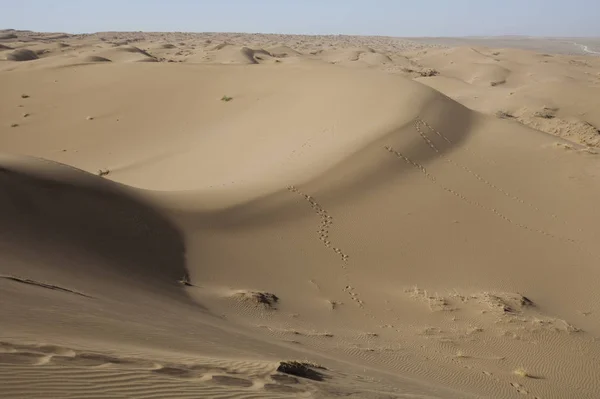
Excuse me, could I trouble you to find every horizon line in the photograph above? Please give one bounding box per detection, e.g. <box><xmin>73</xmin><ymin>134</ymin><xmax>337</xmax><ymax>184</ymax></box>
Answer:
<box><xmin>2</xmin><ymin>28</ymin><xmax>600</xmax><ymax>39</ymax></box>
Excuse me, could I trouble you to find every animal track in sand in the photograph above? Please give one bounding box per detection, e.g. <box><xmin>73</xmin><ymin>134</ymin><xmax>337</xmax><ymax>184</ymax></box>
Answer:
<box><xmin>413</xmin><ymin>117</ymin><xmax>600</xmax><ymax>259</ymax></box>
<box><xmin>416</xmin><ymin>117</ymin><xmax>497</xmax><ymax>166</ymax></box>
<box><xmin>384</xmin><ymin>145</ymin><xmax>571</xmax><ymax>244</ymax></box>
<box><xmin>287</xmin><ymin>186</ymin><xmax>362</xmax><ymax>309</ymax></box>
<box><xmin>287</xmin><ymin>186</ymin><xmax>348</xmax><ymax>263</ymax></box>
<box><xmin>510</xmin><ymin>382</ymin><xmax>530</xmax><ymax>395</ymax></box>
<box><xmin>415</xmin><ymin>118</ymin><xmax>570</xmax><ymax>221</ymax></box>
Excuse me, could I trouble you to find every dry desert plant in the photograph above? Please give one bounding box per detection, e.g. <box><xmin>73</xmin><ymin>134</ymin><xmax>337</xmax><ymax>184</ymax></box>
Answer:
<box><xmin>513</xmin><ymin>367</ymin><xmax>531</xmax><ymax>378</ymax></box>
<box><xmin>495</xmin><ymin>110</ymin><xmax>514</xmax><ymax>119</ymax></box>
<box><xmin>419</xmin><ymin>68</ymin><xmax>439</xmax><ymax>77</ymax></box>
<box><xmin>533</xmin><ymin>107</ymin><xmax>557</xmax><ymax>119</ymax></box>
<box><xmin>277</xmin><ymin>361</ymin><xmax>326</xmax><ymax>381</ymax></box>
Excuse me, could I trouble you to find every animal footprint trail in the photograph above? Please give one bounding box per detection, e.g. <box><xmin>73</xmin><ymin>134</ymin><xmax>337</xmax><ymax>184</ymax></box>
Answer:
<box><xmin>418</xmin><ymin>117</ymin><xmax>587</xmax><ymax>232</ymax></box>
<box><xmin>420</xmin><ymin>117</ymin><xmax>587</xmax><ymax>230</ymax></box>
<box><xmin>414</xmin><ymin>119</ymin><xmax>539</xmax><ymax>212</ymax></box>
<box><xmin>510</xmin><ymin>382</ymin><xmax>530</xmax><ymax>395</ymax></box>
<box><xmin>414</xmin><ymin>118</ymin><xmax>594</xmax><ymax>252</ymax></box>
<box><xmin>384</xmin><ymin>146</ymin><xmax>436</xmax><ymax>182</ymax></box>
<box><xmin>416</xmin><ymin>118</ymin><xmax>451</xmax><ymax>145</ymax></box>
<box><xmin>414</xmin><ymin>120</ymin><xmax>440</xmax><ymax>154</ymax></box>
<box><xmin>287</xmin><ymin>186</ymin><xmax>348</xmax><ymax>264</ymax></box>
<box><xmin>417</xmin><ymin>117</ymin><xmax>499</xmax><ymax>167</ymax></box>
<box><xmin>287</xmin><ymin>186</ymin><xmax>362</xmax><ymax>308</ymax></box>
<box><xmin>384</xmin><ymin>146</ymin><xmax>568</xmax><ymax>243</ymax></box>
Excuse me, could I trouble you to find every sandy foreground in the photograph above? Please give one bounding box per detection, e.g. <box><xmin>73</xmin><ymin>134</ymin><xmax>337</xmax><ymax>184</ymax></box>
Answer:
<box><xmin>1</xmin><ymin>29</ymin><xmax>600</xmax><ymax>398</ymax></box>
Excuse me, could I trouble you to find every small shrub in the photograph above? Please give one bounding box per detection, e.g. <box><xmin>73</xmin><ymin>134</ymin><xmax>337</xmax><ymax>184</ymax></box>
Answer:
<box><xmin>495</xmin><ymin>110</ymin><xmax>514</xmax><ymax>119</ymax></box>
<box><xmin>513</xmin><ymin>367</ymin><xmax>530</xmax><ymax>378</ymax></box>
<box><xmin>419</xmin><ymin>68</ymin><xmax>439</xmax><ymax>77</ymax></box>
<box><xmin>249</xmin><ymin>291</ymin><xmax>278</xmax><ymax>306</ymax></box>
<box><xmin>178</xmin><ymin>274</ymin><xmax>193</xmax><ymax>286</ymax></box>
<box><xmin>277</xmin><ymin>361</ymin><xmax>326</xmax><ymax>381</ymax></box>
<box><xmin>533</xmin><ymin>108</ymin><xmax>557</xmax><ymax>119</ymax></box>
<box><xmin>7</xmin><ymin>49</ymin><xmax>38</xmax><ymax>61</ymax></box>
<box><xmin>235</xmin><ymin>291</ymin><xmax>279</xmax><ymax>309</ymax></box>
<box><xmin>97</xmin><ymin>169</ymin><xmax>110</xmax><ymax>177</ymax></box>
<box><xmin>221</xmin><ymin>95</ymin><xmax>233</xmax><ymax>102</ymax></box>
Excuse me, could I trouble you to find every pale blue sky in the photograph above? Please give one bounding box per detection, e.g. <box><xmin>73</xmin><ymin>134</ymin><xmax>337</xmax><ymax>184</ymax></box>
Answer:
<box><xmin>1</xmin><ymin>0</ymin><xmax>599</xmax><ymax>37</ymax></box>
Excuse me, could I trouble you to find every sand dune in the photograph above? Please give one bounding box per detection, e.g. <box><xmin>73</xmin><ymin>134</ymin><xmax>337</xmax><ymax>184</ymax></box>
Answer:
<box><xmin>267</xmin><ymin>44</ymin><xmax>302</xmax><ymax>58</ymax></box>
<box><xmin>204</xmin><ymin>44</ymin><xmax>276</xmax><ymax>64</ymax></box>
<box><xmin>6</xmin><ymin>48</ymin><xmax>39</xmax><ymax>61</ymax></box>
<box><xmin>1</xmin><ymin>31</ymin><xmax>600</xmax><ymax>399</ymax></box>
<box><xmin>81</xmin><ymin>55</ymin><xmax>112</xmax><ymax>63</ymax></box>
<box><xmin>92</xmin><ymin>45</ymin><xmax>158</xmax><ymax>63</ymax></box>
<box><xmin>410</xmin><ymin>46</ymin><xmax>600</xmax><ymax>146</ymax></box>
<box><xmin>0</xmin><ymin>155</ymin><xmax>189</xmax><ymax>296</ymax></box>
<box><xmin>0</xmin><ymin>32</ymin><xmax>18</xmax><ymax>40</ymax></box>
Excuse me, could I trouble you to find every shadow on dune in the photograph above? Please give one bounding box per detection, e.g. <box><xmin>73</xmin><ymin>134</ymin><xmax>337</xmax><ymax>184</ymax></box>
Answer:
<box><xmin>309</xmin><ymin>95</ymin><xmax>476</xmax><ymax>207</ymax></box>
<box><xmin>174</xmin><ymin>96</ymin><xmax>475</xmax><ymax>229</ymax></box>
<box><xmin>0</xmin><ymin>156</ymin><xmax>192</xmax><ymax>302</ymax></box>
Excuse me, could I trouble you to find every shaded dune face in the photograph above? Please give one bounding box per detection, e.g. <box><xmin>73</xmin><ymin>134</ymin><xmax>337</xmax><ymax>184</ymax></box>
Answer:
<box><xmin>82</xmin><ymin>55</ymin><xmax>112</xmax><ymax>63</ymax></box>
<box><xmin>177</xmin><ymin>105</ymin><xmax>475</xmax><ymax>234</ymax></box>
<box><xmin>6</xmin><ymin>49</ymin><xmax>39</xmax><ymax>61</ymax></box>
<box><xmin>0</xmin><ymin>157</ymin><xmax>187</xmax><ymax>297</ymax></box>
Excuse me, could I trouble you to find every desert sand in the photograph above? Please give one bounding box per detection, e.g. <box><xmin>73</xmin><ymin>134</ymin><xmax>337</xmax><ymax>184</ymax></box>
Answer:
<box><xmin>1</xmin><ymin>29</ymin><xmax>600</xmax><ymax>398</ymax></box>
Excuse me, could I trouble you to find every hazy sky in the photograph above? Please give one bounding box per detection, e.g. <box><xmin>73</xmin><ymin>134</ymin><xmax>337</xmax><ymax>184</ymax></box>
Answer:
<box><xmin>1</xmin><ymin>0</ymin><xmax>599</xmax><ymax>37</ymax></box>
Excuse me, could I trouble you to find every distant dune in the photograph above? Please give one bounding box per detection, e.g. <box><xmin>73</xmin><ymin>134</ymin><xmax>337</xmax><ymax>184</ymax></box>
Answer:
<box><xmin>6</xmin><ymin>49</ymin><xmax>39</xmax><ymax>61</ymax></box>
<box><xmin>0</xmin><ymin>33</ymin><xmax>18</xmax><ymax>40</ymax></box>
<box><xmin>408</xmin><ymin>36</ymin><xmax>600</xmax><ymax>56</ymax></box>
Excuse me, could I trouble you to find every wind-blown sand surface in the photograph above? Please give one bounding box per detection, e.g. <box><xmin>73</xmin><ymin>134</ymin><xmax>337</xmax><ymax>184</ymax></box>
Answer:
<box><xmin>1</xmin><ymin>29</ymin><xmax>600</xmax><ymax>398</ymax></box>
